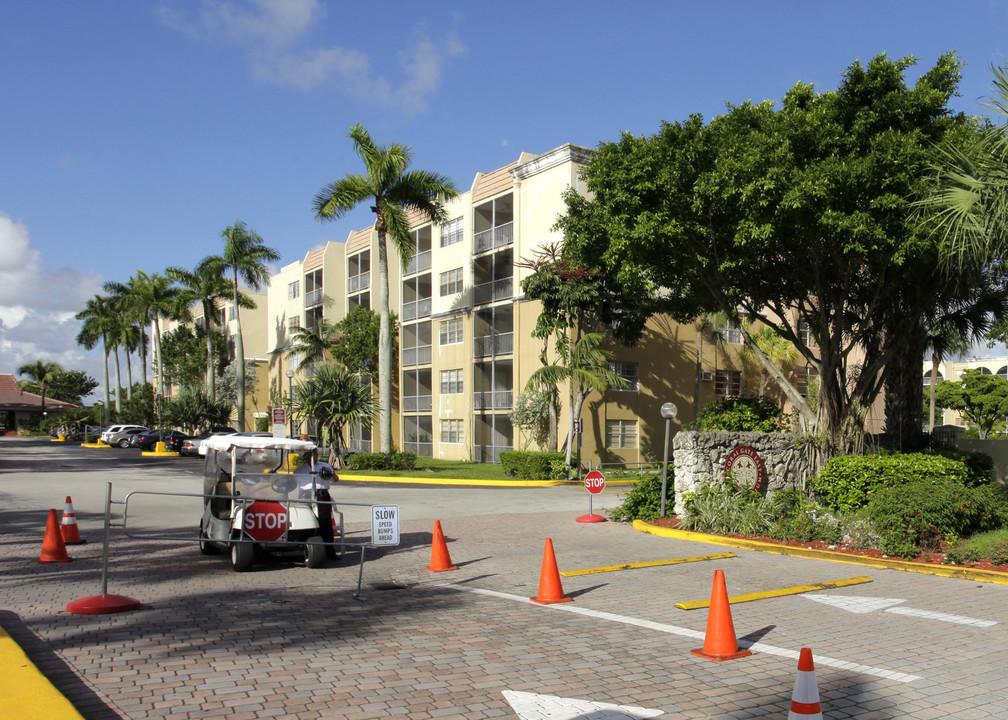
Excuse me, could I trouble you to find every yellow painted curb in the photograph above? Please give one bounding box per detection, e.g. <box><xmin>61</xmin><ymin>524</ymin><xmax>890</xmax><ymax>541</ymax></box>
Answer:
<box><xmin>80</xmin><ymin>442</ymin><xmax>112</xmax><ymax>448</ymax></box>
<box><xmin>675</xmin><ymin>576</ymin><xmax>874</xmax><ymax>610</ymax></box>
<box><xmin>633</xmin><ymin>520</ymin><xmax>1008</xmax><ymax>586</ymax></box>
<box><xmin>336</xmin><ymin>474</ymin><xmax>568</xmax><ymax>487</ymax></box>
<box><xmin>561</xmin><ymin>552</ymin><xmax>737</xmax><ymax>577</ymax></box>
<box><xmin>0</xmin><ymin>626</ymin><xmax>84</xmax><ymax>719</ymax></box>
<box><xmin>141</xmin><ymin>451</ymin><xmax>180</xmax><ymax>457</ymax></box>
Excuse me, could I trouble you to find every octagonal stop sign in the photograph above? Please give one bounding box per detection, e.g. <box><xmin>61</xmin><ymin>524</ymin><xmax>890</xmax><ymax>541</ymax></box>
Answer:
<box><xmin>584</xmin><ymin>469</ymin><xmax>606</xmax><ymax>494</ymax></box>
<box><xmin>243</xmin><ymin>501</ymin><xmax>288</xmax><ymax>542</ymax></box>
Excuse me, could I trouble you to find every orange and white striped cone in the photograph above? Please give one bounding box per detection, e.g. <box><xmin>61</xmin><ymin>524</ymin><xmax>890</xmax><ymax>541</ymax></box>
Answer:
<box><xmin>60</xmin><ymin>496</ymin><xmax>86</xmax><ymax>545</ymax></box>
<box><xmin>788</xmin><ymin>647</ymin><xmax>823</xmax><ymax>719</ymax></box>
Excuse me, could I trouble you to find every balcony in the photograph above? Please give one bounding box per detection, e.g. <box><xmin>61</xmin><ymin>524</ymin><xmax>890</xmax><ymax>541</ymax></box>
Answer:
<box><xmin>473</xmin><ymin>222</ymin><xmax>514</xmax><ymax>255</ymax></box>
<box><xmin>405</xmin><ymin>250</ymin><xmax>432</xmax><ymax>276</ymax></box>
<box><xmin>402</xmin><ymin>297</ymin><xmax>432</xmax><ymax>321</ymax></box>
<box><xmin>348</xmin><ymin>271</ymin><xmax>370</xmax><ymax>293</ymax></box>
<box><xmin>305</xmin><ymin>288</ymin><xmax>323</xmax><ymax>307</ymax></box>
<box><xmin>473</xmin><ymin>277</ymin><xmax>513</xmax><ymax>306</ymax></box>
<box><xmin>402</xmin><ymin>395</ymin><xmax>433</xmax><ymax>413</ymax></box>
<box><xmin>473</xmin><ymin>332</ymin><xmax>513</xmax><ymax>359</ymax></box>
<box><xmin>473</xmin><ymin>390</ymin><xmax>513</xmax><ymax>411</ymax></box>
<box><xmin>403</xmin><ymin>344</ymin><xmax>432</xmax><ymax>367</ymax></box>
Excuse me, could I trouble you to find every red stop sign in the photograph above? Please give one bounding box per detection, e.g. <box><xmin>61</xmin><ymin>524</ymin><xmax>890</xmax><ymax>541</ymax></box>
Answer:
<box><xmin>243</xmin><ymin>501</ymin><xmax>288</xmax><ymax>542</ymax></box>
<box><xmin>584</xmin><ymin>470</ymin><xmax>606</xmax><ymax>494</ymax></box>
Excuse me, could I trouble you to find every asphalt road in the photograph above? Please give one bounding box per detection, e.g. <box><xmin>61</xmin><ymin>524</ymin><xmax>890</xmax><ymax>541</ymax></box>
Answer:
<box><xmin>3</xmin><ymin>436</ymin><xmax>1008</xmax><ymax>719</ymax></box>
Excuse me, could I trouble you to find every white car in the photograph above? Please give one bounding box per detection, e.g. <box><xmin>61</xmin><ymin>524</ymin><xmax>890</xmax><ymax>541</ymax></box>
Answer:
<box><xmin>101</xmin><ymin>424</ymin><xmax>147</xmax><ymax>445</ymax></box>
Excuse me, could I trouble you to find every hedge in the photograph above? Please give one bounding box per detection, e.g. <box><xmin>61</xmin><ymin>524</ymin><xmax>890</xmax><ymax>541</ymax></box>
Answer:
<box><xmin>344</xmin><ymin>451</ymin><xmax>417</xmax><ymax>471</ymax></box>
<box><xmin>499</xmin><ymin>451</ymin><xmax>566</xmax><ymax>480</ymax></box>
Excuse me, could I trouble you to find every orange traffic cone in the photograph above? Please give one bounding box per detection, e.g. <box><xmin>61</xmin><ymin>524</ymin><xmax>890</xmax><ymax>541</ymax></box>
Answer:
<box><xmin>426</xmin><ymin>520</ymin><xmax>458</xmax><ymax>572</ymax></box>
<box><xmin>690</xmin><ymin>569</ymin><xmax>751</xmax><ymax>661</ymax></box>
<box><xmin>38</xmin><ymin>508</ymin><xmax>71</xmax><ymax>564</ymax></box>
<box><xmin>530</xmin><ymin>538</ymin><xmax>572</xmax><ymax>605</ymax></box>
<box><xmin>788</xmin><ymin>648</ymin><xmax>823</xmax><ymax>719</ymax></box>
<box><xmin>60</xmin><ymin>496</ymin><xmax>86</xmax><ymax>545</ymax></box>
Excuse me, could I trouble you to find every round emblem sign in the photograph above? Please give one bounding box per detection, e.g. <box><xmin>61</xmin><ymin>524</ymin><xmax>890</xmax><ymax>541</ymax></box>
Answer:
<box><xmin>723</xmin><ymin>445</ymin><xmax>766</xmax><ymax>492</ymax></box>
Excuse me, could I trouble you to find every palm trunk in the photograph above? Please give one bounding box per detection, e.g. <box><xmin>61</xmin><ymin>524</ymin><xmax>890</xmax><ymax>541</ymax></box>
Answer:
<box><xmin>233</xmin><ymin>271</ymin><xmax>246</xmax><ymax>431</ymax></box>
<box><xmin>101</xmin><ymin>335</ymin><xmax>111</xmax><ymax>425</ymax></box>
<box><xmin>377</xmin><ymin>229</ymin><xmax>392</xmax><ymax>453</ymax></box>
<box><xmin>152</xmin><ymin>318</ymin><xmax>165</xmax><ymax>433</ymax></box>
<box><xmin>126</xmin><ymin>350</ymin><xmax>133</xmax><ymax>400</ymax></box>
<box><xmin>112</xmin><ymin>346</ymin><xmax>123</xmax><ymax>415</ymax></box>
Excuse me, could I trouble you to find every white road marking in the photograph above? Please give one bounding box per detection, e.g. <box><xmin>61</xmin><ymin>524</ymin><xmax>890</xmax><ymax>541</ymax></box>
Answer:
<box><xmin>502</xmin><ymin>690</ymin><xmax>664</xmax><ymax>720</ymax></box>
<box><xmin>803</xmin><ymin>594</ymin><xmax>906</xmax><ymax>613</ymax></box>
<box><xmin>445</xmin><ymin>584</ymin><xmax>922</xmax><ymax>683</ymax></box>
<box><xmin>885</xmin><ymin>606</ymin><xmax>997</xmax><ymax>627</ymax></box>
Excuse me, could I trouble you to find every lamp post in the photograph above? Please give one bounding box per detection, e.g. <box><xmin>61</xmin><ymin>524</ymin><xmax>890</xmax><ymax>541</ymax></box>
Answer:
<box><xmin>285</xmin><ymin>369</ymin><xmax>294</xmax><ymax>438</ymax></box>
<box><xmin>660</xmin><ymin>402</ymin><xmax>678</xmax><ymax>517</ymax></box>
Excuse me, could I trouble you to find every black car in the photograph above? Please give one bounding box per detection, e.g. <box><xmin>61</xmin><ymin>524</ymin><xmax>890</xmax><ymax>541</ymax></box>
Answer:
<box><xmin>135</xmin><ymin>430</ymin><xmax>190</xmax><ymax>451</ymax></box>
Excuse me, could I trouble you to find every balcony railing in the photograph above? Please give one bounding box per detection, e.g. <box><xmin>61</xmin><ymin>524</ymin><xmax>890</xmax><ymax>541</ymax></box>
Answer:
<box><xmin>473</xmin><ymin>390</ymin><xmax>513</xmax><ymax>411</ymax></box>
<box><xmin>402</xmin><ymin>395</ymin><xmax>433</xmax><ymax>413</ymax></box>
<box><xmin>405</xmin><ymin>250</ymin><xmax>432</xmax><ymax>276</ymax></box>
<box><xmin>473</xmin><ymin>222</ymin><xmax>514</xmax><ymax>255</ymax></box>
<box><xmin>305</xmin><ymin>288</ymin><xmax>324</xmax><ymax>307</ymax></box>
<box><xmin>401</xmin><ymin>297</ymin><xmax>432</xmax><ymax>321</ymax></box>
<box><xmin>472</xmin><ymin>277</ymin><xmax>513</xmax><ymax>306</ymax></box>
<box><xmin>348</xmin><ymin>271</ymin><xmax>370</xmax><ymax>293</ymax></box>
<box><xmin>473</xmin><ymin>444</ymin><xmax>513</xmax><ymax>463</ymax></box>
<box><xmin>403</xmin><ymin>344</ymin><xmax>432</xmax><ymax>367</ymax></box>
<box><xmin>473</xmin><ymin>332</ymin><xmax>513</xmax><ymax>358</ymax></box>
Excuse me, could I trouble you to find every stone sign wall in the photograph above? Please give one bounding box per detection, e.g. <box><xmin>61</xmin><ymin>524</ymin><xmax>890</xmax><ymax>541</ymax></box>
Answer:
<box><xmin>671</xmin><ymin>431</ymin><xmax>812</xmax><ymax>515</ymax></box>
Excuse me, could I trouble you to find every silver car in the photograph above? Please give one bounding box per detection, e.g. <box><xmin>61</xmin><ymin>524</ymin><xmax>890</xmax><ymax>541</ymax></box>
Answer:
<box><xmin>105</xmin><ymin>426</ymin><xmax>150</xmax><ymax>448</ymax></box>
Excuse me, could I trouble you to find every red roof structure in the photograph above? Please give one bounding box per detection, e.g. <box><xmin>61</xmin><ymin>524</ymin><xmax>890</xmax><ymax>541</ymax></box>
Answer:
<box><xmin>0</xmin><ymin>373</ymin><xmax>78</xmax><ymax>411</ymax></box>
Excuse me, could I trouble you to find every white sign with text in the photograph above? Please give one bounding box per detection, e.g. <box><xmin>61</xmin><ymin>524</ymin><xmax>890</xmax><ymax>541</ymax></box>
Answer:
<box><xmin>371</xmin><ymin>505</ymin><xmax>400</xmax><ymax>546</ymax></box>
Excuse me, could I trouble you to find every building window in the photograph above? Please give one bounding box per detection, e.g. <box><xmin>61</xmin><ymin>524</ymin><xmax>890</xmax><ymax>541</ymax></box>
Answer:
<box><xmin>440</xmin><ymin>267</ymin><xmax>463</xmax><ymax>297</ymax></box>
<box><xmin>441</xmin><ymin>369</ymin><xmax>463</xmax><ymax>394</ymax></box>
<box><xmin>720</xmin><ymin>322</ymin><xmax>742</xmax><ymax>345</ymax></box>
<box><xmin>441</xmin><ymin>217</ymin><xmax>463</xmax><ymax>247</ymax></box>
<box><xmin>440</xmin><ymin>317</ymin><xmax>463</xmax><ymax>346</ymax></box>
<box><xmin>715</xmin><ymin>369</ymin><xmax>742</xmax><ymax>396</ymax></box>
<box><xmin>796</xmin><ymin>366</ymin><xmax>819</xmax><ymax>398</ymax></box>
<box><xmin>288</xmin><ymin>281</ymin><xmax>300</xmax><ymax>300</ymax></box>
<box><xmin>798</xmin><ymin>318</ymin><xmax>816</xmax><ymax>348</ymax></box>
<box><xmin>287</xmin><ymin>316</ymin><xmax>300</xmax><ymax>331</ymax></box>
<box><xmin>441</xmin><ymin>419</ymin><xmax>463</xmax><ymax>444</ymax></box>
<box><xmin>608</xmin><ymin>362</ymin><xmax>639</xmax><ymax>392</ymax></box>
<box><xmin>605</xmin><ymin>420</ymin><xmax>638</xmax><ymax>449</ymax></box>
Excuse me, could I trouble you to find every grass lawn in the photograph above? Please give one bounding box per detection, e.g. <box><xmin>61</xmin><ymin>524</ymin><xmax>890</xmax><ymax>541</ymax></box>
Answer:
<box><xmin>340</xmin><ymin>457</ymin><xmax>513</xmax><ymax>480</ymax></box>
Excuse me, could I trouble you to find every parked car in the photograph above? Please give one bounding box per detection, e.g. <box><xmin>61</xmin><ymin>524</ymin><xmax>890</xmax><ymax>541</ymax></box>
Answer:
<box><xmin>135</xmin><ymin>429</ymin><xmax>190</xmax><ymax>451</ymax></box>
<box><xmin>106</xmin><ymin>426</ymin><xmax>150</xmax><ymax>448</ymax></box>
<box><xmin>101</xmin><ymin>424</ymin><xmax>147</xmax><ymax>445</ymax></box>
<box><xmin>164</xmin><ymin>433</ymin><xmax>194</xmax><ymax>453</ymax></box>
<box><xmin>180</xmin><ymin>427</ymin><xmax>237</xmax><ymax>457</ymax></box>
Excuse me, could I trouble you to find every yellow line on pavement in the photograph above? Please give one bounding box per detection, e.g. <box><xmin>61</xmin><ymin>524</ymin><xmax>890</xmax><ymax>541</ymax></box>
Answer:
<box><xmin>675</xmin><ymin>576</ymin><xmax>874</xmax><ymax>610</ymax></box>
<box><xmin>561</xmin><ymin>552</ymin><xmax>737</xmax><ymax>577</ymax></box>
<box><xmin>0</xmin><ymin>626</ymin><xmax>84</xmax><ymax>719</ymax></box>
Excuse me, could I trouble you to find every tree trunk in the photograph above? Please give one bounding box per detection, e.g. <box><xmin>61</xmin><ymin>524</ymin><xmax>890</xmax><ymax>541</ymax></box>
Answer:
<box><xmin>377</xmin><ymin>229</ymin><xmax>392</xmax><ymax>453</ymax></box>
<box><xmin>112</xmin><ymin>346</ymin><xmax>122</xmax><ymax>415</ymax></box>
<box><xmin>882</xmin><ymin>334</ymin><xmax>927</xmax><ymax>452</ymax></box>
<box><xmin>101</xmin><ymin>336</ymin><xmax>111</xmax><ymax>425</ymax></box>
<box><xmin>233</xmin><ymin>271</ymin><xmax>246</xmax><ymax>432</ymax></box>
<box><xmin>152</xmin><ymin>318</ymin><xmax>165</xmax><ymax>432</ymax></box>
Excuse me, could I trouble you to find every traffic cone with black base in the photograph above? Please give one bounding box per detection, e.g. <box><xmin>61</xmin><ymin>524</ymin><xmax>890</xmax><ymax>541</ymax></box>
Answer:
<box><xmin>690</xmin><ymin>569</ymin><xmax>751</xmax><ymax>661</ymax></box>
<box><xmin>426</xmin><ymin>520</ymin><xmax>458</xmax><ymax>572</ymax></box>
<box><xmin>788</xmin><ymin>648</ymin><xmax>823</xmax><ymax>719</ymax></box>
<box><xmin>530</xmin><ymin>538</ymin><xmax>572</xmax><ymax>604</ymax></box>
<box><xmin>38</xmin><ymin>508</ymin><xmax>71</xmax><ymax>564</ymax></box>
<box><xmin>60</xmin><ymin>496</ymin><xmax>86</xmax><ymax>545</ymax></box>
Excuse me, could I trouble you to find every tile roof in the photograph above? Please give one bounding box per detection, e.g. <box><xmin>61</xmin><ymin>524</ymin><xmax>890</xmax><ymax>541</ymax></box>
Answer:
<box><xmin>0</xmin><ymin>374</ymin><xmax>79</xmax><ymax>410</ymax></box>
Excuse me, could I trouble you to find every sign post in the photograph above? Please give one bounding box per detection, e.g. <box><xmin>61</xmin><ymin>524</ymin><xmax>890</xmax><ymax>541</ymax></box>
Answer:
<box><xmin>576</xmin><ymin>467</ymin><xmax>607</xmax><ymax>523</ymax></box>
<box><xmin>272</xmin><ymin>407</ymin><xmax>287</xmax><ymax>438</ymax></box>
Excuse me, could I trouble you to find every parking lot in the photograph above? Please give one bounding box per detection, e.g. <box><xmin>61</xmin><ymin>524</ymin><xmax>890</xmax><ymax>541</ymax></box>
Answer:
<box><xmin>3</xmin><ymin>436</ymin><xmax>1008</xmax><ymax>719</ymax></box>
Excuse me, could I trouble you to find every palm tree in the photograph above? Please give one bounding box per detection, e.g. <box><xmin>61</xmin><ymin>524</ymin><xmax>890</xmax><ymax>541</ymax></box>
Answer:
<box><xmin>313</xmin><ymin>124</ymin><xmax>458</xmax><ymax>453</ymax></box>
<box><xmin>167</xmin><ymin>255</ymin><xmax>247</xmax><ymax>401</ymax></box>
<box><xmin>16</xmin><ymin>360</ymin><xmax>63</xmax><ymax>418</ymax></box>
<box><xmin>221</xmin><ymin>220</ymin><xmax>279</xmax><ymax>431</ymax></box>
<box><xmin>526</xmin><ymin>332</ymin><xmax>627</xmax><ymax>467</ymax></box>
<box><xmin>292</xmin><ymin>362</ymin><xmax>374</xmax><ymax>467</ymax></box>
<box><xmin>287</xmin><ymin>318</ymin><xmax>337</xmax><ymax>368</ymax></box>
<box><xmin>75</xmin><ymin>295</ymin><xmax>115</xmax><ymax>425</ymax></box>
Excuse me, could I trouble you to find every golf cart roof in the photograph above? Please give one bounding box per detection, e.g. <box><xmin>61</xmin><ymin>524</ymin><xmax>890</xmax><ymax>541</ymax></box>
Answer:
<box><xmin>202</xmin><ymin>434</ymin><xmax>317</xmax><ymax>453</ymax></box>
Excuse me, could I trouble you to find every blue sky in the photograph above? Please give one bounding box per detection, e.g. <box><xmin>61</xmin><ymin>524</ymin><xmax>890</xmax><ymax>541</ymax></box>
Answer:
<box><xmin>3</xmin><ymin>0</ymin><xmax>1008</xmax><ymax>389</ymax></box>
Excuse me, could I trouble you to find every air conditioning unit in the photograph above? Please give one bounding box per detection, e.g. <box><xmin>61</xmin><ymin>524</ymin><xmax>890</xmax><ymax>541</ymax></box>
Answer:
<box><xmin>701</xmin><ymin>371</ymin><xmax>714</xmax><ymax>382</ymax></box>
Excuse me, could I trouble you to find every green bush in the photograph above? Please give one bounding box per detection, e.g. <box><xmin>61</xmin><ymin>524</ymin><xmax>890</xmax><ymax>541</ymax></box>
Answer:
<box><xmin>935</xmin><ymin>448</ymin><xmax>993</xmax><ymax>486</ymax></box>
<box><xmin>859</xmin><ymin>480</ymin><xmax>1006</xmax><ymax>558</ymax></box>
<box><xmin>499</xmin><ymin>451</ymin><xmax>567</xmax><ymax>480</ymax></box>
<box><xmin>692</xmin><ymin>396</ymin><xmax>789</xmax><ymax>432</ymax></box>
<box><xmin>681</xmin><ymin>479</ymin><xmax>771</xmax><ymax>535</ymax></box>
<box><xmin>608</xmin><ymin>474</ymin><xmax>672</xmax><ymax>522</ymax></box>
<box><xmin>345</xmin><ymin>451</ymin><xmax>417</xmax><ymax>471</ymax></box>
<box><xmin>811</xmin><ymin>453</ymin><xmax>975</xmax><ymax>514</ymax></box>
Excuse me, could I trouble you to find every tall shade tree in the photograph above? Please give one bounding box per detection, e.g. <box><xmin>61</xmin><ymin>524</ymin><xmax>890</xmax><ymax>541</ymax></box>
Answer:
<box><xmin>75</xmin><ymin>295</ymin><xmax>115</xmax><ymax>424</ymax></box>
<box><xmin>221</xmin><ymin>220</ymin><xmax>279</xmax><ymax>431</ymax></box>
<box><xmin>16</xmin><ymin>360</ymin><xmax>63</xmax><ymax>417</ymax></box>
<box><xmin>167</xmin><ymin>254</ymin><xmax>247</xmax><ymax>400</ymax></box>
<box><xmin>313</xmin><ymin>124</ymin><xmax>458</xmax><ymax>453</ymax></box>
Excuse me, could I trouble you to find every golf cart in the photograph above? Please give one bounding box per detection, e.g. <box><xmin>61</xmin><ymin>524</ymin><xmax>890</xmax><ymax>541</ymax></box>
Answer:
<box><xmin>199</xmin><ymin>434</ymin><xmax>343</xmax><ymax>571</ymax></box>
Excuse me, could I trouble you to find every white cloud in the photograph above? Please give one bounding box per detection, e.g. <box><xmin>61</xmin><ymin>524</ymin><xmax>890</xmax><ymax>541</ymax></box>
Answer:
<box><xmin>157</xmin><ymin>0</ymin><xmax>466</xmax><ymax>113</ymax></box>
<box><xmin>0</xmin><ymin>212</ymin><xmax>105</xmax><ymax>389</ymax></box>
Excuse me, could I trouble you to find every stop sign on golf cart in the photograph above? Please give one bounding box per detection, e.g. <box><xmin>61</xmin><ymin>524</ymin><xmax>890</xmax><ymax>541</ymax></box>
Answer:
<box><xmin>243</xmin><ymin>501</ymin><xmax>288</xmax><ymax>542</ymax></box>
<box><xmin>584</xmin><ymin>470</ymin><xmax>606</xmax><ymax>494</ymax></box>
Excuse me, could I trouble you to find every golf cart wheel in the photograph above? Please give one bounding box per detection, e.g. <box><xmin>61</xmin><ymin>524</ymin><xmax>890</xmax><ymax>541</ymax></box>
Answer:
<box><xmin>231</xmin><ymin>540</ymin><xmax>254</xmax><ymax>572</ymax></box>
<box><xmin>199</xmin><ymin>524</ymin><xmax>220</xmax><ymax>555</ymax></box>
<box><xmin>304</xmin><ymin>535</ymin><xmax>326</xmax><ymax>569</ymax></box>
